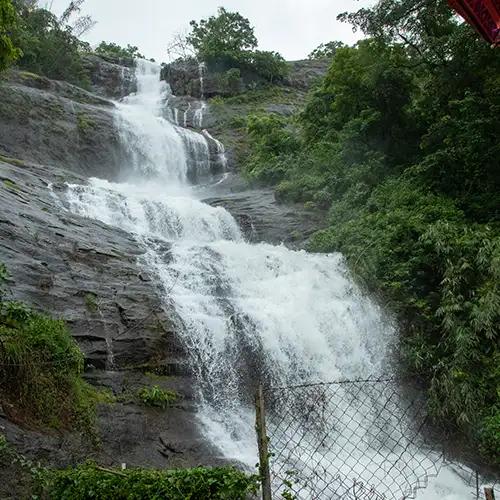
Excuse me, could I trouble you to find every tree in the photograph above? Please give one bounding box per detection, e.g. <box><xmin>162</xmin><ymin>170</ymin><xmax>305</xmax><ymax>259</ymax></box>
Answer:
<box><xmin>337</xmin><ymin>0</ymin><xmax>458</xmax><ymax>65</ymax></box>
<box><xmin>187</xmin><ymin>7</ymin><xmax>257</xmax><ymax>62</ymax></box>
<box><xmin>0</xmin><ymin>0</ymin><xmax>21</xmax><ymax>72</ymax></box>
<box><xmin>249</xmin><ymin>50</ymin><xmax>288</xmax><ymax>82</ymax></box>
<box><xmin>308</xmin><ymin>40</ymin><xmax>345</xmax><ymax>59</ymax></box>
<box><xmin>59</xmin><ymin>0</ymin><xmax>95</xmax><ymax>37</ymax></box>
<box><xmin>11</xmin><ymin>3</ymin><xmax>91</xmax><ymax>86</ymax></box>
<box><xmin>243</xmin><ymin>0</ymin><xmax>500</xmax><ymax>464</ymax></box>
<box><xmin>95</xmin><ymin>41</ymin><xmax>145</xmax><ymax>60</ymax></box>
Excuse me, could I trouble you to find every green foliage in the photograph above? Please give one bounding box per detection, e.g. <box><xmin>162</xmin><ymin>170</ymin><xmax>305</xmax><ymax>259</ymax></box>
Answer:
<box><xmin>478</xmin><ymin>410</ymin><xmax>500</xmax><ymax>463</ymax></box>
<box><xmin>248</xmin><ymin>50</ymin><xmax>288</xmax><ymax>83</ymax></box>
<box><xmin>245</xmin><ymin>114</ymin><xmax>300</xmax><ymax>183</ymax></box>
<box><xmin>77</xmin><ymin>113</ymin><xmax>95</xmax><ymax>137</ymax></box>
<box><xmin>11</xmin><ymin>2</ymin><xmax>90</xmax><ymax>87</ymax></box>
<box><xmin>187</xmin><ymin>7</ymin><xmax>257</xmax><ymax>62</ymax></box>
<box><xmin>0</xmin><ymin>264</ymin><xmax>99</xmax><ymax>431</ymax></box>
<box><xmin>95</xmin><ymin>41</ymin><xmax>144</xmax><ymax>61</ymax></box>
<box><xmin>308</xmin><ymin>40</ymin><xmax>345</xmax><ymax>59</ymax></box>
<box><xmin>137</xmin><ymin>385</ymin><xmax>178</xmax><ymax>409</ymax></box>
<box><xmin>44</xmin><ymin>462</ymin><xmax>260</xmax><ymax>499</ymax></box>
<box><xmin>0</xmin><ymin>0</ymin><xmax>22</xmax><ymax>72</ymax></box>
<box><xmin>187</xmin><ymin>8</ymin><xmax>287</xmax><ymax>84</ymax></box>
<box><xmin>216</xmin><ymin>67</ymin><xmax>241</xmax><ymax>95</ymax></box>
<box><xmin>83</xmin><ymin>292</ymin><xmax>98</xmax><ymax>312</ymax></box>
<box><xmin>243</xmin><ymin>0</ymin><xmax>500</xmax><ymax>464</ymax></box>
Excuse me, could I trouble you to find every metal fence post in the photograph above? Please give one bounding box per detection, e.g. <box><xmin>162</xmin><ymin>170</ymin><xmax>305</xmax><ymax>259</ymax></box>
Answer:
<box><xmin>484</xmin><ymin>488</ymin><xmax>495</xmax><ymax>500</ymax></box>
<box><xmin>255</xmin><ymin>383</ymin><xmax>272</xmax><ymax>500</ymax></box>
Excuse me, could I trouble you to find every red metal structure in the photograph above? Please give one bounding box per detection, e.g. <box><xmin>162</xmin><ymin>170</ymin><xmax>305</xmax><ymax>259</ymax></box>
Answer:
<box><xmin>448</xmin><ymin>0</ymin><xmax>500</xmax><ymax>45</ymax></box>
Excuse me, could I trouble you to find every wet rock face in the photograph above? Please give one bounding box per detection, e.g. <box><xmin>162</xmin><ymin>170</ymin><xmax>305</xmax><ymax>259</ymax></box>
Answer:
<box><xmin>162</xmin><ymin>59</ymin><xmax>248</xmax><ymax>99</ymax></box>
<box><xmin>0</xmin><ymin>160</ymin><xmax>183</xmax><ymax>371</ymax></box>
<box><xmin>82</xmin><ymin>54</ymin><xmax>137</xmax><ymax>99</ymax></box>
<box><xmin>0</xmin><ymin>72</ymin><xmax>127</xmax><ymax>179</ymax></box>
<box><xmin>284</xmin><ymin>59</ymin><xmax>331</xmax><ymax>90</ymax></box>
<box><xmin>162</xmin><ymin>58</ymin><xmax>330</xmax><ymax>100</ymax></box>
<box><xmin>204</xmin><ymin>182</ymin><xmax>325</xmax><ymax>248</ymax></box>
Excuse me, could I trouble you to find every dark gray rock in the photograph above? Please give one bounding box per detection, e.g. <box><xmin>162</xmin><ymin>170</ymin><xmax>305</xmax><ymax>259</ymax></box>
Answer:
<box><xmin>162</xmin><ymin>58</ymin><xmax>330</xmax><ymax>101</ymax></box>
<box><xmin>0</xmin><ymin>159</ymin><xmax>182</xmax><ymax>370</ymax></box>
<box><xmin>0</xmin><ymin>73</ymin><xmax>128</xmax><ymax>179</ymax></box>
<box><xmin>82</xmin><ymin>54</ymin><xmax>137</xmax><ymax>99</ymax></box>
<box><xmin>0</xmin><ymin>371</ymin><xmax>225</xmax><ymax>474</ymax></box>
<box><xmin>164</xmin><ymin>95</ymin><xmax>217</xmax><ymax>129</ymax></box>
<box><xmin>203</xmin><ymin>177</ymin><xmax>325</xmax><ymax>248</ymax></box>
<box><xmin>162</xmin><ymin>59</ymin><xmax>255</xmax><ymax>99</ymax></box>
<box><xmin>284</xmin><ymin>59</ymin><xmax>330</xmax><ymax>90</ymax></box>
<box><xmin>162</xmin><ymin>58</ymin><xmax>203</xmax><ymax>98</ymax></box>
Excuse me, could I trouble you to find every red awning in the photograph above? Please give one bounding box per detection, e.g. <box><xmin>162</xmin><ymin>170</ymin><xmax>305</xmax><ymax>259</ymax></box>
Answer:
<box><xmin>448</xmin><ymin>0</ymin><xmax>500</xmax><ymax>45</ymax></box>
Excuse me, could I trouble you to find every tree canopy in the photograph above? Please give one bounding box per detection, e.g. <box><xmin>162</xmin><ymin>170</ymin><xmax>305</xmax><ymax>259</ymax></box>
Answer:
<box><xmin>9</xmin><ymin>0</ymin><xmax>92</xmax><ymax>86</ymax></box>
<box><xmin>308</xmin><ymin>40</ymin><xmax>346</xmax><ymax>59</ymax></box>
<box><xmin>243</xmin><ymin>0</ymin><xmax>500</xmax><ymax>464</ymax></box>
<box><xmin>95</xmin><ymin>41</ymin><xmax>145</xmax><ymax>61</ymax></box>
<box><xmin>0</xmin><ymin>0</ymin><xmax>21</xmax><ymax>72</ymax></box>
<box><xmin>184</xmin><ymin>8</ymin><xmax>288</xmax><ymax>84</ymax></box>
<box><xmin>187</xmin><ymin>7</ymin><xmax>257</xmax><ymax>61</ymax></box>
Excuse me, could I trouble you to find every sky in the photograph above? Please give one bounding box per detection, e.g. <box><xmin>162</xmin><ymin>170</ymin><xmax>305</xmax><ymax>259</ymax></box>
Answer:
<box><xmin>47</xmin><ymin>0</ymin><xmax>375</xmax><ymax>63</ymax></box>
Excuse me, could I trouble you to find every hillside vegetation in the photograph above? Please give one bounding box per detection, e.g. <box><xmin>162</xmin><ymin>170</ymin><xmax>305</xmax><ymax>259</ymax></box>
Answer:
<box><xmin>243</xmin><ymin>1</ymin><xmax>499</xmax><ymax>462</ymax></box>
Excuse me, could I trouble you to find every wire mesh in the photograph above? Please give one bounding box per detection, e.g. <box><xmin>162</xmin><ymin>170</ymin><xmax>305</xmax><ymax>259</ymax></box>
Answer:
<box><xmin>262</xmin><ymin>378</ymin><xmax>498</xmax><ymax>500</ymax></box>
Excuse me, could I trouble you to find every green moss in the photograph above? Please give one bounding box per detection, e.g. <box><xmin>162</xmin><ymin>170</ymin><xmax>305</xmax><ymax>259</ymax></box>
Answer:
<box><xmin>17</xmin><ymin>70</ymin><xmax>42</xmax><ymax>80</ymax></box>
<box><xmin>84</xmin><ymin>292</ymin><xmax>99</xmax><ymax>313</ymax></box>
<box><xmin>144</xmin><ymin>371</ymin><xmax>169</xmax><ymax>381</ymax></box>
<box><xmin>2</xmin><ymin>179</ymin><xmax>18</xmax><ymax>190</ymax></box>
<box><xmin>77</xmin><ymin>112</ymin><xmax>95</xmax><ymax>136</ymax></box>
<box><xmin>0</xmin><ymin>155</ymin><xmax>26</xmax><ymax>167</ymax></box>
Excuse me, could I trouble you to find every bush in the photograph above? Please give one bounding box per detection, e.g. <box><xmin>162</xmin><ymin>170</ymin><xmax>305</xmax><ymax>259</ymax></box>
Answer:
<box><xmin>95</xmin><ymin>41</ymin><xmax>144</xmax><ymax>62</ymax></box>
<box><xmin>0</xmin><ymin>265</ymin><xmax>99</xmax><ymax>431</ymax></box>
<box><xmin>247</xmin><ymin>50</ymin><xmax>288</xmax><ymax>83</ymax></box>
<box><xmin>137</xmin><ymin>385</ymin><xmax>178</xmax><ymax>409</ymax></box>
<box><xmin>44</xmin><ymin>462</ymin><xmax>260</xmax><ymax>499</ymax></box>
<box><xmin>11</xmin><ymin>3</ymin><xmax>90</xmax><ymax>87</ymax></box>
<box><xmin>216</xmin><ymin>67</ymin><xmax>241</xmax><ymax>95</ymax></box>
<box><xmin>0</xmin><ymin>0</ymin><xmax>21</xmax><ymax>72</ymax></box>
<box><xmin>244</xmin><ymin>114</ymin><xmax>300</xmax><ymax>183</ymax></box>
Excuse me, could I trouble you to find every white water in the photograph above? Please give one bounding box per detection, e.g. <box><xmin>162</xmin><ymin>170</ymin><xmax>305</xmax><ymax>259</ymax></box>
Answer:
<box><xmin>60</xmin><ymin>60</ymin><xmax>473</xmax><ymax>499</ymax></box>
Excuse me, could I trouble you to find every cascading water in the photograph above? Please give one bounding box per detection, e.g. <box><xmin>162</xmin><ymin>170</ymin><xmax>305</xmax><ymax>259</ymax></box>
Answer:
<box><xmin>58</xmin><ymin>59</ymin><xmax>471</xmax><ymax>499</ymax></box>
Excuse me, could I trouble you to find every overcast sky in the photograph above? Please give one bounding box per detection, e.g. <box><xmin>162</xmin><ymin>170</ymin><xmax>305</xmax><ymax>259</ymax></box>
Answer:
<box><xmin>47</xmin><ymin>0</ymin><xmax>374</xmax><ymax>63</ymax></box>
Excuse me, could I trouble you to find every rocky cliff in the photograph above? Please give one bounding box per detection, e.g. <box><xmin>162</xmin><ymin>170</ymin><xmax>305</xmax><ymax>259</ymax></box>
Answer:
<box><xmin>162</xmin><ymin>58</ymin><xmax>330</xmax><ymax>168</ymax></box>
<box><xmin>0</xmin><ymin>57</ymin><xmax>222</xmax><ymax>484</ymax></box>
<box><xmin>0</xmin><ymin>54</ymin><xmax>328</xmax><ymax>490</ymax></box>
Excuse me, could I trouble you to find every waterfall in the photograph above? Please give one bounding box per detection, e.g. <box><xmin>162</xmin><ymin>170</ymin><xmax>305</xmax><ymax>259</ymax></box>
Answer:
<box><xmin>57</xmin><ymin>59</ymin><xmax>470</xmax><ymax>499</ymax></box>
<box><xmin>199</xmin><ymin>61</ymin><xmax>206</xmax><ymax>98</ymax></box>
<box><xmin>203</xmin><ymin>129</ymin><xmax>228</xmax><ymax>169</ymax></box>
<box><xmin>194</xmin><ymin>102</ymin><xmax>207</xmax><ymax>128</ymax></box>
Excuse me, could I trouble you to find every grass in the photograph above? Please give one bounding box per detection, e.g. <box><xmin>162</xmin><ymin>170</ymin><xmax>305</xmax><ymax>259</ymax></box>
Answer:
<box><xmin>76</xmin><ymin>112</ymin><xmax>95</xmax><ymax>135</ymax></box>
<box><xmin>84</xmin><ymin>292</ymin><xmax>99</xmax><ymax>313</ymax></box>
<box><xmin>137</xmin><ymin>385</ymin><xmax>178</xmax><ymax>409</ymax></box>
<box><xmin>0</xmin><ymin>265</ymin><xmax>102</xmax><ymax>433</ymax></box>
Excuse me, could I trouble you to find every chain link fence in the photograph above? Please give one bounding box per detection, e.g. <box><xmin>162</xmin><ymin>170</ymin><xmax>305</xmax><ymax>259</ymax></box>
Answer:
<box><xmin>255</xmin><ymin>378</ymin><xmax>498</xmax><ymax>500</ymax></box>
